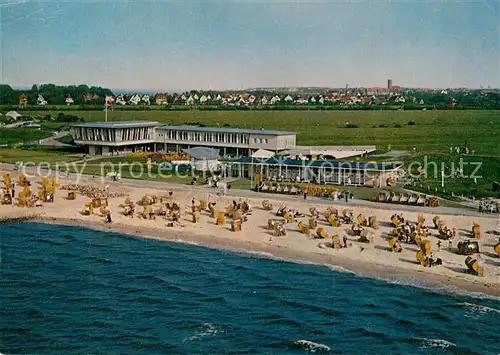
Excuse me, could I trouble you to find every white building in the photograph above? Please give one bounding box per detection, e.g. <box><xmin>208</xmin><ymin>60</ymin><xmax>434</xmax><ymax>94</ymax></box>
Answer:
<box><xmin>70</xmin><ymin>120</ymin><xmax>376</xmax><ymax>160</ymax></box>
<box><xmin>70</xmin><ymin>121</ymin><xmax>296</xmax><ymax>156</ymax></box>
<box><xmin>183</xmin><ymin>147</ymin><xmax>220</xmax><ymax>172</ymax></box>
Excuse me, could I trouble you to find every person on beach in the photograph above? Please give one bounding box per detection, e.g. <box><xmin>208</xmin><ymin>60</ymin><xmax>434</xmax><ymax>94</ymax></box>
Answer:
<box><xmin>345</xmin><ymin>193</ymin><xmax>348</xmax><ymax>203</ymax></box>
<box><xmin>343</xmin><ymin>235</ymin><xmax>348</xmax><ymax>248</ymax></box>
<box><xmin>437</xmin><ymin>240</ymin><xmax>441</xmax><ymax>251</ymax></box>
<box><xmin>448</xmin><ymin>240</ymin><xmax>453</xmax><ymax>249</ymax></box>
<box><xmin>105</xmin><ymin>213</ymin><xmax>112</xmax><ymax>224</ymax></box>
<box><xmin>303</xmin><ymin>189</ymin><xmax>308</xmax><ymax>200</ymax></box>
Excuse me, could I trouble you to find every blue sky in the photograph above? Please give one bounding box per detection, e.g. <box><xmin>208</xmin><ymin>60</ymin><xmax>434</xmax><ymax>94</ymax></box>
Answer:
<box><xmin>1</xmin><ymin>0</ymin><xmax>499</xmax><ymax>91</ymax></box>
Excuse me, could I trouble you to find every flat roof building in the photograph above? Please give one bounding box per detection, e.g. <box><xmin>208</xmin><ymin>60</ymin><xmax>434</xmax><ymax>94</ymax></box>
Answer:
<box><xmin>225</xmin><ymin>157</ymin><xmax>402</xmax><ymax>187</ymax></box>
<box><xmin>70</xmin><ymin>121</ymin><xmax>297</xmax><ymax>156</ymax></box>
<box><xmin>70</xmin><ymin>120</ymin><xmax>377</xmax><ymax>161</ymax></box>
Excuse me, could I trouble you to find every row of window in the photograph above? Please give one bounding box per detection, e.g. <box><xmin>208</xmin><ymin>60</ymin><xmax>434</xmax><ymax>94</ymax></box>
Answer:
<box><xmin>72</xmin><ymin>127</ymin><xmax>153</xmax><ymax>142</ymax></box>
<box><xmin>158</xmin><ymin>130</ymin><xmax>252</xmax><ymax>144</ymax></box>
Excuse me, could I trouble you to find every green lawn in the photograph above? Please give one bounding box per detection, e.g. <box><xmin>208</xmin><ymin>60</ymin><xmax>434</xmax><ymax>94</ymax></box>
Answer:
<box><xmin>0</xmin><ymin>147</ymin><xmax>82</xmax><ymax>164</ymax></box>
<box><xmin>0</xmin><ymin>128</ymin><xmax>54</xmax><ymax>145</ymax></box>
<box><xmin>22</xmin><ymin>110</ymin><xmax>500</xmax><ymax>155</ymax></box>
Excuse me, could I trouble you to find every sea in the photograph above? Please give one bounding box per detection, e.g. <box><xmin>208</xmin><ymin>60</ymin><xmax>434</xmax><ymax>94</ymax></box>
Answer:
<box><xmin>1</xmin><ymin>222</ymin><xmax>499</xmax><ymax>355</ymax></box>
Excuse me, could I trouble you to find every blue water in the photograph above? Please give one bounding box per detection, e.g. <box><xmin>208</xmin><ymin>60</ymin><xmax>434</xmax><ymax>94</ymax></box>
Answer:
<box><xmin>1</xmin><ymin>223</ymin><xmax>499</xmax><ymax>355</ymax></box>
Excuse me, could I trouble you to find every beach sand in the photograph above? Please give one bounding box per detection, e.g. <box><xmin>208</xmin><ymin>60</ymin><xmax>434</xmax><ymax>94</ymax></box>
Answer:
<box><xmin>1</xmin><ymin>174</ymin><xmax>499</xmax><ymax>297</ymax></box>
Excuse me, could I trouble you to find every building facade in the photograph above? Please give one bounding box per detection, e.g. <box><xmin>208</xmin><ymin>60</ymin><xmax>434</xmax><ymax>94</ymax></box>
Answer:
<box><xmin>71</xmin><ymin>121</ymin><xmax>161</xmax><ymax>155</ymax></box>
<box><xmin>225</xmin><ymin>157</ymin><xmax>402</xmax><ymax>187</ymax></box>
<box><xmin>70</xmin><ymin>121</ymin><xmax>296</xmax><ymax>156</ymax></box>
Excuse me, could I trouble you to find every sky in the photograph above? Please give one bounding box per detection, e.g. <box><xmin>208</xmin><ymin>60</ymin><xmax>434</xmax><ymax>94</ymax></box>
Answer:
<box><xmin>1</xmin><ymin>0</ymin><xmax>499</xmax><ymax>91</ymax></box>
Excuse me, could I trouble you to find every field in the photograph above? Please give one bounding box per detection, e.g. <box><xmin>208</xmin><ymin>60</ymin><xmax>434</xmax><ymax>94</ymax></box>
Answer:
<box><xmin>0</xmin><ymin>147</ymin><xmax>82</xmax><ymax>164</ymax></box>
<box><xmin>23</xmin><ymin>110</ymin><xmax>500</xmax><ymax>155</ymax></box>
<box><xmin>8</xmin><ymin>109</ymin><xmax>500</xmax><ymax>201</ymax></box>
<box><xmin>0</xmin><ymin>128</ymin><xmax>54</xmax><ymax>145</ymax></box>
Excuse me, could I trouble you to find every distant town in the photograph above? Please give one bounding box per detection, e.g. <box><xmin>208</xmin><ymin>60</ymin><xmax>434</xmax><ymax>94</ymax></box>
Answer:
<box><xmin>0</xmin><ymin>80</ymin><xmax>499</xmax><ymax>110</ymax></box>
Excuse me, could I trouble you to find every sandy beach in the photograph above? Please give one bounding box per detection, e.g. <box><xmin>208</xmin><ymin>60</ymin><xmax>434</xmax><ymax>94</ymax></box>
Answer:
<box><xmin>1</xmin><ymin>174</ymin><xmax>499</xmax><ymax>298</ymax></box>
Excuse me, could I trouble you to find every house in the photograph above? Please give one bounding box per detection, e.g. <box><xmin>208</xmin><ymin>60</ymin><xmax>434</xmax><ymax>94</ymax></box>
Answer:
<box><xmin>128</xmin><ymin>94</ymin><xmax>141</xmax><ymax>105</ymax></box>
<box><xmin>260</xmin><ymin>96</ymin><xmax>268</xmax><ymax>105</ymax></box>
<box><xmin>269</xmin><ymin>95</ymin><xmax>281</xmax><ymax>104</ymax></box>
<box><xmin>65</xmin><ymin>95</ymin><xmax>74</xmax><ymax>105</ymax></box>
<box><xmin>155</xmin><ymin>93</ymin><xmax>168</xmax><ymax>105</ymax></box>
<box><xmin>6</xmin><ymin>111</ymin><xmax>22</xmax><ymax>120</ymax></box>
<box><xmin>310</xmin><ymin>96</ymin><xmax>316</xmax><ymax>103</ymax></box>
<box><xmin>318</xmin><ymin>97</ymin><xmax>324</xmax><ymax>104</ymax></box>
<box><xmin>37</xmin><ymin>94</ymin><xmax>47</xmax><ymax>105</ymax></box>
<box><xmin>419</xmin><ymin>99</ymin><xmax>424</xmax><ymax>105</ymax></box>
<box><xmin>141</xmin><ymin>95</ymin><xmax>150</xmax><ymax>105</ymax></box>
<box><xmin>199</xmin><ymin>95</ymin><xmax>208</xmax><ymax>103</ymax></box>
<box><xmin>295</xmin><ymin>97</ymin><xmax>309</xmax><ymax>104</ymax></box>
<box><xmin>284</xmin><ymin>95</ymin><xmax>293</xmax><ymax>102</ymax></box>
<box><xmin>193</xmin><ymin>93</ymin><xmax>199</xmax><ymax>101</ymax></box>
<box><xmin>116</xmin><ymin>94</ymin><xmax>127</xmax><ymax>105</ymax></box>
<box><xmin>19</xmin><ymin>94</ymin><xmax>28</xmax><ymax>106</ymax></box>
<box><xmin>215</xmin><ymin>94</ymin><xmax>222</xmax><ymax>101</ymax></box>
<box><xmin>185</xmin><ymin>96</ymin><xmax>195</xmax><ymax>105</ymax></box>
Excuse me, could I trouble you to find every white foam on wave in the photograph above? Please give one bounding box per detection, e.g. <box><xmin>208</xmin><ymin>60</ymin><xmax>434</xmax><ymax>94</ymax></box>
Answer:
<box><xmin>323</xmin><ymin>263</ymin><xmax>357</xmax><ymax>275</ymax></box>
<box><xmin>174</xmin><ymin>239</ymin><xmax>200</xmax><ymax>246</ymax></box>
<box><xmin>458</xmin><ymin>302</ymin><xmax>500</xmax><ymax>319</ymax></box>
<box><xmin>295</xmin><ymin>340</ymin><xmax>331</xmax><ymax>353</ymax></box>
<box><xmin>416</xmin><ymin>337</ymin><xmax>456</xmax><ymax>349</ymax></box>
<box><xmin>183</xmin><ymin>323</ymin><xmax>221</xmax><ymax>342</ymax></box>
<box><xmin>244</xmin><ymin>250</ymin><xmax>276</xmax><ymax>259</ymax></box>
<box><xmin>378</xmin><ymin>275</ymin><xmax>500</xmax><ymax>301</ymax></box>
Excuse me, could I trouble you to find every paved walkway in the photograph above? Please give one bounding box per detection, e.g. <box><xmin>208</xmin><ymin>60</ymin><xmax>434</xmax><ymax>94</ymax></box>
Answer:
<box><xmin>2</xmin><ymin>162</ymin><xmax>497</xmax><ymax>219</ymax></box>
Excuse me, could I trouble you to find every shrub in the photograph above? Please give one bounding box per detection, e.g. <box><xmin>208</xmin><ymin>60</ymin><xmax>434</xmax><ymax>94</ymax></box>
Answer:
<box><xmin>55</xmin><ymin>113</ymin><xmax>83</xmax><ymax>122</ymax></box>
<box><xmin>393</xmin><ymin>124</ymin><xmax>402</xmax><ymax>128</ymax></box>
<box><xmin>408</xmin><ymin>121</ymin><xmax>416</xmax><ymax>126</ymax></box>
<box><xmin>344</xmin><ymin>123</ymin><xmax>359</xmax><ymax>128</ymax></box>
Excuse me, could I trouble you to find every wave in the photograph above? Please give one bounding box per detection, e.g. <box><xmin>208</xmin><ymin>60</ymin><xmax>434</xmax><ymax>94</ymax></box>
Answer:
<box><xmin>458</xmin><ymin>302</ymin><xmax>500</xmax><ymax>318</ymax></box>
<box><xmin>378</xmin><ymin>275</ymin><xmax>500</xmax><ymax>301</ymax></box>
<box><xmin>243</xmin><ymin>250</ymin><xmax>276</xmax><ymax>259</ymax></box>
<box><xmin>294</xmin><ymin>340</ymin><xmax>331</xmax><ymax>353</ymax></box>
<box><xmin>174</xmin><ymin>239</ymin><xmax>200</xmax><ymax>246</ymax></box>
<box><xmin>183</xmin><ymin>323</ymin><xmax>222</xmax><ymax>342</ymax></box>
<box><xmin>323</xmin><ymin>263</ymin><xmax>357</xmax><ymax>275</ymax></box>
<box><xmin>416</xmin><ymin>337</ymin><xmax>456</xmax><ymax>349</ymax></box>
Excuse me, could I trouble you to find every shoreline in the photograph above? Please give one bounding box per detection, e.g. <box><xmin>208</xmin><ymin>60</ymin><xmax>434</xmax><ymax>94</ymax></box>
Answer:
<box><xmin>34</xmin><ymin>216</ymin><xmax>500</xmax><ymax>298</ymax></box>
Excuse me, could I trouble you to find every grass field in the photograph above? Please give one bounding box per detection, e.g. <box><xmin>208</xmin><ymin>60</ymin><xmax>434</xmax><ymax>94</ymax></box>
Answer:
<box><xmin>0</xmin><ymin>147</ymin><xmax>82</xmax><ymax>164</ymax></box>
<box><xmin>0</xmin><ymin>128</ymin><xmax>54</xmax><ymax>145</ymax></box>
<box><xmin>23</xmin><ymin>110</ymin><xmax>500</xmax><ymax>155</ymax></box>
<box><xmin>8</xmin><ymin>109</ymin><xmax>500</xmax><ymax>200</ymax></box>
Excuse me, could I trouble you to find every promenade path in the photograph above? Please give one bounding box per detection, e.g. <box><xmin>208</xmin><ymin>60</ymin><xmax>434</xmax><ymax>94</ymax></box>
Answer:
<box><xmin>2</xmin><ymin>162</ymin><xmax>498</xmax><ymax>220</ymax></box>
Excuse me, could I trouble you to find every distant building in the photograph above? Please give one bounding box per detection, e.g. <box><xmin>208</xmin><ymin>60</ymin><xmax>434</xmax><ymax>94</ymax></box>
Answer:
<box><xmin>19</xmin><ymin>94</ymin><xmax>28</xmax><ymax>106</ymax></box>
<box><xmin>388</xmin><ymin>79</ymin><xmax>393</xmax><ymax>90</ymax></box>
<box><xmin>183</xmin><ymin>147</ymin><xmax>221</xmax><ymax>172</ymax></box>
<box><xmin>5</xmin><ymin>111</ymin><xmax>22</xmax><ymax>121</ymax></box>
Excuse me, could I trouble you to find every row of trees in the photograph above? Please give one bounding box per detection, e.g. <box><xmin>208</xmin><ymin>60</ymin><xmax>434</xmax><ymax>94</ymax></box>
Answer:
<box><xmin>0</xmin><ymin>84</ymin><xmax>498</xmax><ymax>109</ymax></box>
<box><xmin>0</xmin><ymin>84</ymin><xmax>112</xmax><ymax>106</ymax></box>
